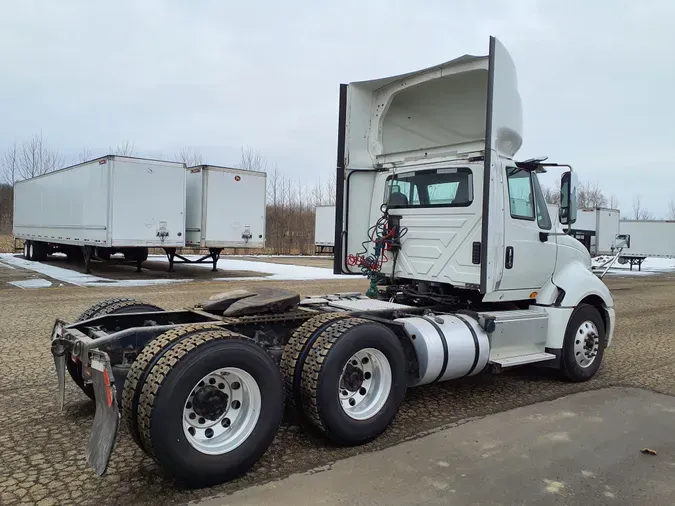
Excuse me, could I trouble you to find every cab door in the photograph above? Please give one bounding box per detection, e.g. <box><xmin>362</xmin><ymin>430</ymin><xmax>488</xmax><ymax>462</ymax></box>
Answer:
<box><xmin>497</xmin><ymin>167</ymin><xmax>557</xmax><ymax>290</ymax></box>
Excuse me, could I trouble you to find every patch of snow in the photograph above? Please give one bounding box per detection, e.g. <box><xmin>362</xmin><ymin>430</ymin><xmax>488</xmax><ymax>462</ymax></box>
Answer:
<box><xmin>0</xmin><ymin>253</ymin><xmax>352</xmax><ymax>288</ymax></box>
<box><xmin>591</xmin><ymin>255</ymin><xmax>675</xmax><ymax>276</ymax></box>
<box><xmin>8</xmin><ymin>278</ymin><xmax>53</xmax><ymax>289</ymax></box>
<box><xmin>151</xmin><ymin>255</ymin><xmax>349</xmax><ymax>281</ymax></box>
<box><xmin>0</xmin><ymin>254</ymin><xmax>192</xmax><ymax>288</ymax></box>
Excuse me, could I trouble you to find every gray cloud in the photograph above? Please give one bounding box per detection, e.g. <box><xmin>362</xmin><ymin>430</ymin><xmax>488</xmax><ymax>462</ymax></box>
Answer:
<box><xmin>1</xmin><ymin>0</ymin><xmax>673</xmax><ymax>215</ymax></box>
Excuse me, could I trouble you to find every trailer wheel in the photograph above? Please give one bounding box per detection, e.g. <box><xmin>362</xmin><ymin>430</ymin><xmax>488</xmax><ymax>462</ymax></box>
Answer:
<box><xmin>561</xmin><ymin>303</ymin><xmax>606</xmax><ymax>382</ymax></box>
<box><xmin>136</xmin><ymin>329</ymin><xmax>284</xmax><ymax>488</ymax></box>
<box><xmin>67</xmin><ymin>298</ymin><xmax>164</xmax><ymax>400</ymax></box>
<box><xmin>280</xmin><ymin>313</ymin><xmax>348</xmax><ymax>412</ymax></box>
<box><xmin>122</xmin><ymin>323</ymin><xmax>220</xmax><ymax>452</ymax></box>
<box><xmin>23</xmin><ymin>241</ymin><xmax>30</xmax><ymax>259</ymax></box>
<box><xmin>300</xmin><ymin>318</ymin><xmax>407</xmax><ymax>446</ymax></box>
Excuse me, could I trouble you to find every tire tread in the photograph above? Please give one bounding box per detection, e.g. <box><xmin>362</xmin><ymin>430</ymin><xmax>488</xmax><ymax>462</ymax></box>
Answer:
<box><xmin>299</xmin><ymin>317</ymin><xmax>371</xmax><ymax>431</ymax></box>
<box><xmin>136</xmin><ymin>329</ymin><xmax>253</xmax><ymax>460</ymax></box>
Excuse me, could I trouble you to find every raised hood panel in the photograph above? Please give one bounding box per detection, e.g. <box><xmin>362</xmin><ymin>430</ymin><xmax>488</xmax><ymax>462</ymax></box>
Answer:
<box><xmin>343</xmin><ymin>37</ymin><xmax>522</xmax><ymax>169</ymax></box>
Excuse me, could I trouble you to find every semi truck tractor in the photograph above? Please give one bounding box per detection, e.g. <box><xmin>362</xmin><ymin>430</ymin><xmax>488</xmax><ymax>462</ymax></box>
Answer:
<box><xmin>50</xmin><ymin>37</ymin><xmax>615</xmax><ymax>488</ymax></box>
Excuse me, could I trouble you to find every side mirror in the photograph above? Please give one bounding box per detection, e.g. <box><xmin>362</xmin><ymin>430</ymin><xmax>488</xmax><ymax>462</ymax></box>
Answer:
<box><xmin>559</xmin><ymin>171</ymin><xmax>578</xmax><ymax>225</ymax></box>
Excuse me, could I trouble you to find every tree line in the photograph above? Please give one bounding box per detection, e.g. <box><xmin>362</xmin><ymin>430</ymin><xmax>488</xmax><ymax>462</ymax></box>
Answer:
<box><xmin>0</xmin><ymin>134</ymin><xmax>334</xmax><ymax>254</ymax></box>
<box><xmin>542</xmin><ymin>180</ymin><xmax>666</xmax><ymax>221</ymax></box>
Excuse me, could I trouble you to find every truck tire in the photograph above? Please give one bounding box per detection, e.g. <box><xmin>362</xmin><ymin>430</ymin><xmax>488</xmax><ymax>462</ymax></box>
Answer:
<box><xmin>32</xmin><ymin>241</ymin><xmax>48</xmax><ymax>261</ymax></box>
<box><xmin>300</xmin><ymin>318</ymin><xmax>407</xmax><ymax>446</ymax></box>
<box><xmin>23</xmin><ymin>241</ymin><xmax>30</xmax><ymax>260</ymax></box>
<box><xmin>560</xmin><ymin>303</ymin><xmax>606</xmax><ymax>382</ymax></box>
<box><xmin>136</xmin><ymin>329</ymin><xmax>284</xmax><ymax>488</ymax></box>
<box><xmin>68</xmin><ymin>298</ymin><xmax>164</xmax><ymax>400</ymax></box>
<box><xmin>280</xmin><ymin>313</ymin><xmax>348</xmax><ymax>412</ymax></box>
<box><xmin>26</xmin><ymin>241</ymin><xmax>35</xmax><ymax>261</ymax></box>
<box><xmin>122</xmin><ymin>323</ymin><xmax>220</xmax><ymax>452</ymax></box>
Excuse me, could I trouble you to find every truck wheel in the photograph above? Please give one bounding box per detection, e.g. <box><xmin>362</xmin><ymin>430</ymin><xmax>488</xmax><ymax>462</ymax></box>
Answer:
<box><xmin>300</xmin><ymin>318</ymin><xmax>407</xmax><ymax>446</ymax></box>
<box><xmin>561</xmin><ymin>303</ymin><xmax>606</xmax><ymax>382</ymax></box>
<box><xmin>122</xmin><ymin>324</ymin><xmax>220</xmax><ymax>452</ymax></box>
<box><xmin>23</xmin><ymin>241</ymin><xmax>30</xmax><ymax>259</ymax></box>
<box><xmin>136</xmin><ymin>329</ymin><xmax>284</xmax><ymax>488</ymax></box>
<box><xmin>67</xmin><ymin>298</ymin><xmax>164</xmax><ymax>400</ymax></box>
<box><xmin>32</xmin><ymin>242</ymin><xmax>47</xmax><ymax>261</ymax></box>
<box><xmin>280</xmin><ymin>313</ymin><xmax>348</xmax><ymax>412</ymax></box>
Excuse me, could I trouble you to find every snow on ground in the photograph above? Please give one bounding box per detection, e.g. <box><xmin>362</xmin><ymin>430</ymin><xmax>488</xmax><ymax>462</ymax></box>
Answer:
<box><xmin>151</xmin><ymin>255</ymin><xmax>346</xmax><ymax>282</ymax></box>
<box><xmin>0</xmin><ymin>253</ymin><xmax>346</xmax><ymax>288</ymax></box>
<box><xmin>592</xmin><ymin>255</ymin><xmax>675</xmax><ymax>276</ymax></box>
<box><xmin>8</xmin><ymin>278</ymin><xmax>54</xmax><ymax>289</ymax></box>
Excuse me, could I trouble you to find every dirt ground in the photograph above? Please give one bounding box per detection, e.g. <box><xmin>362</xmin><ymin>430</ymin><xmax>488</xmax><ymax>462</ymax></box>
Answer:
<box><xmin>1</xmin><ymin>271</ymin><xmax>675</xmax><ymax>505</ymax></box>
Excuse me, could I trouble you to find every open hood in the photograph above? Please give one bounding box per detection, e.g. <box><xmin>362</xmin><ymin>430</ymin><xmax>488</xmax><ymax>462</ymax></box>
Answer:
<box><xmin>341</xmin><ymin>36</ymin><xmax>522</xmax><ymax>169</ymax></box>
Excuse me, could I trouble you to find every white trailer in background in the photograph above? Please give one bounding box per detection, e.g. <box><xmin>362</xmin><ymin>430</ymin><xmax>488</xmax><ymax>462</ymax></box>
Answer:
<box><xmin>563</xmin><ymin>207</ymin><xmax>620</xmax><ymax>256</ymax></box>
<box><xmin>167</xmin><ymin>165</ymin><xmax>267</xmax><ymax>271</ymax></box>
<box><xmin>314</xmin><ymin>205</ymin><xmax>336</xmax><ymax>254</ymax></box>
<box><xmin>617</xmin><ymin>220</ymin><xmax>675</xmax><ymax>270</ymax></box>
<box><xmin>13</xmin><ymin>156</ymin><xmax>186</xmax><ymax>272</ymax></box>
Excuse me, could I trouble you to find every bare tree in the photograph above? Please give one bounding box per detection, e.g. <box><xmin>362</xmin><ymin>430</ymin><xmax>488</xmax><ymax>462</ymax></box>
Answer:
<box><xmin>542</xmin><ymin>185</ymin><xmax>560</xmax><ymax>205</ymax></box>
<box><xmin>17</xmin><ymin>133</ymin><xmax>65</xmax><ymax>180</ymax></box>
<box><xmin>608</xmin><ymin>193</ymin><xmax>620</xmax><ymax>210</ymax></box>
<box><xmin>110</xmin><ymin>141</ymin><xmax>136</xmax><ymax>156</ymax></box>
<box><xmin>1</xmin><ymin>141</ymin><xmax>19</xmax><ymax>186</ymax></box>
<box><xmin>175</xmin><ymin>147</ymin><xmax>204</xmax><ymax>167</ymax></box>
<box><xmin>77</xmin><ymin>148</ymin><xmax>93</xmax><ymax>163</ymax></box>
<box><xmin>577</xmin><ymin>181</ymin><xmax>607</xmax><ymax>208</ymax></box>
<box><xmin>237</xmin><ymin>146</ymin><xmax>266</xmax><ymax>172</ymax></box>
<box><xmin>632</xmin><ymin>195</ymin><xmax>654</xmax><ymax>220</ymax></box>
<box><xmin>668</xmin><ymin>199</ymin><xmax>675</xmax><ymax>221</ymax></box>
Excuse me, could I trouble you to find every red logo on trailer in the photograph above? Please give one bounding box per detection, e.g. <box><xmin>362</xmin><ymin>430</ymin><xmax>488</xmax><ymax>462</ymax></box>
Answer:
<box><xmin>234</xmin><ymin>175</ymin><xmax>241</xmax><ymax>181</ymax></box>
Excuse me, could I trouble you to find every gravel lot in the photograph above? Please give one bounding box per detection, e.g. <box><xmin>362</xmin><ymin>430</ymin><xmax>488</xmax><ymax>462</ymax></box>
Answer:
<box><xmin>1</xmin><ymin>270</ymin><xmax>675</xmax><ymax>505</ymax></box>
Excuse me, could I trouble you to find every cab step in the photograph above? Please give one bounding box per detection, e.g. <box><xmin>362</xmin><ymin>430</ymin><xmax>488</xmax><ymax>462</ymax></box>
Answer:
<box><xmin>490</xmin><ymin>352</ymin><xmax>557</xmax><ymax>368</ymax></box>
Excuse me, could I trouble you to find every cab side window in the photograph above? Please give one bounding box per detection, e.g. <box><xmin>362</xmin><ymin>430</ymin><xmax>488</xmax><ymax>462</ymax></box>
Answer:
<box><xmin>506</xmin><ymin>167</ymin><xmax>534</xmax><ymax>220</ymax></box>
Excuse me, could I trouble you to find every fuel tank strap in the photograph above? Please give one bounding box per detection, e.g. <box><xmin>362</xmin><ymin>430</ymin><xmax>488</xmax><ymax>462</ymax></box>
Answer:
<box><xmin>454</xmin><ymin>314</ymin><xmax>480</xmax><ymax>376</ymax></box>
<box><xmin>420</xmin><ymin>316</ymin><xmax>449</xmax><ymax>383</ymax></box>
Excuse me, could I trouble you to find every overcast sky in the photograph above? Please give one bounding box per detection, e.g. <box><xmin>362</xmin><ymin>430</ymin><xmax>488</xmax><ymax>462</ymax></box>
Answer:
<box><xmin>1</xmin><ymin>0</ymin><xmax>673</xmax><ymax>216</ymax></box>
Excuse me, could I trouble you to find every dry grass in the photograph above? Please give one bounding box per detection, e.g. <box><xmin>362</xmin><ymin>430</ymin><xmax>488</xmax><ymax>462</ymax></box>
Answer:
<box><xmin>0</xmin><ymin>234</ymin><xmax>18</xmax><ymax>253</ymax></box>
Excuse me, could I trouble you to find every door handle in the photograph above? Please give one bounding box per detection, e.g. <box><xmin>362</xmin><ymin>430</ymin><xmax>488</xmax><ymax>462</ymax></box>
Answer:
<box><xmin>505</xmin><ymin>246</ymin><xmax>514</xmax><ymax>269</ymax></box>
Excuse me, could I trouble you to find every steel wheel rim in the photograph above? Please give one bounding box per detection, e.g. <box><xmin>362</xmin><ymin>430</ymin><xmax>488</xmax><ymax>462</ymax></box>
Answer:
<box><xmin>182</xmin><ymin>367</ymin><xmax>261</xmax><ymax>455</ymax></box>
<box><xmin>24</xmin><ymin>243</ymin><xmax>28</xmax><ymax>258</ymax></box>
<box><xmin>339</xmin><ymin>348</ymin><xmax>392</xmax><ymax>420</ymax></box>
<box><xmin>573</xmin><ymin>320</ymin><xmax>600</xmax><ymax>368</ymax></box>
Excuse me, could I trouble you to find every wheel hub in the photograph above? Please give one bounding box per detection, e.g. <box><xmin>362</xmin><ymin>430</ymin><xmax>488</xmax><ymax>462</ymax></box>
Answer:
<box><xmin>574</xmin><ymin>321</ymin><xmax>600</xmax><ymax>368</ymax></box>
<box><xmin>340</xmin><ymin>363</ymin><xmax>364</xmax><ymax>392</ymax></box>
<box><xmin>338</xmin><ymin>348</ymin><xmax>392</xmax><ymax>421</ymax></box>
<box><xmin>192</xmin><ymin>385</ymin><xmax>229</xmax><ymax>420</ymax></box>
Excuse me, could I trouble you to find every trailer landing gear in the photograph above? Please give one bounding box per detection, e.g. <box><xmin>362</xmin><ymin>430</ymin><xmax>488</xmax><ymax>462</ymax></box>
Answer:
<box><xmin>162</xmin><ymin>247</ymin><xmax>224</xmax><ymax>273</ymax></box>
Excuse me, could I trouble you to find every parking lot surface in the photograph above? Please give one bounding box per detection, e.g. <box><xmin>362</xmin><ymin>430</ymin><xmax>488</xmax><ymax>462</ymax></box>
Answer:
<box><xmin>1</xmin><ymin>269</ymin><xmax>675</xmax><ymax>505</ymax></box>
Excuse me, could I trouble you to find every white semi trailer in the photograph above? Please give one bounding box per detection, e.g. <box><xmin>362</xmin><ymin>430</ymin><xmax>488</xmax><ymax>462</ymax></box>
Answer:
<box><xmin>616</xmin><ymin>220</ymin><xmax>675</xmax><ymax>270</ymax></box>
<box><xmin>164</xmin><ymin>165</ymin><xmax>267</xmax><ymax>271</ymax></box>
<box><xmin>314</xmin><ymin>204</ymin><xmax>336</xmax><ymax>254</ymax></box>
<box><xmin>50</xmin><ymin>37</ymin><xmax>616</xmax><ymax>488</ymax></box>
<box><xmin>563</xmin><ymin>207</ymin><xmax>621</xmax><ymax>256</ymax></box>
<box><xmin>14</xmin><ymin>156</ymin><xmax>187</xmax><ymax>272</ymax></box>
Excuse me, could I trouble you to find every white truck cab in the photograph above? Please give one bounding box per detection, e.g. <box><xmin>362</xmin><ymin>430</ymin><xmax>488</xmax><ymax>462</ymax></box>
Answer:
<box><xmin>334</xmin><ymin>36</ymin><xmax>615</xmax><ymax>364</ymax></box>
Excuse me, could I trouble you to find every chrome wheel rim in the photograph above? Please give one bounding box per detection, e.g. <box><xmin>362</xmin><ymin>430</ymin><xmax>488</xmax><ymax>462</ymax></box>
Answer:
<box><xmin>182</xmin><ymin>367</ymin><xmax>261</xmax><ymax>455</ymax></box>
<box><xmin>339</xmin><ymin>348</ymin><xmax>392</xmax><ymax>420</ymax></box>
<box><xmin>24</xmin><ymin>243</ymin><xmax>28</xmax><ymax>258</ymax></box>
<box><xmin>29</xmin><ymin>243</ymin><xmax>34</xmax><ymax>260</ymax></box>
<box><xmin>574</xmin><ymin>320</ymin><xmax>600</xmax><ymax>368</ymax></box>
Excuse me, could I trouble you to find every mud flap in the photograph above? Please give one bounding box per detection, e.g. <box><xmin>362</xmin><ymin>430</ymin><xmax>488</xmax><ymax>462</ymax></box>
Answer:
<box><xmin>86</xmin><ymin>350</ymin><xmax>120</xmax><ymax>476</ymax></box>
<box><xmin>50</xmin><ymin>320</ymin><xmax>69</xmax><ymax>412</ymax></box>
